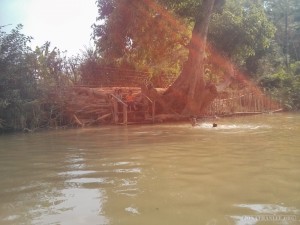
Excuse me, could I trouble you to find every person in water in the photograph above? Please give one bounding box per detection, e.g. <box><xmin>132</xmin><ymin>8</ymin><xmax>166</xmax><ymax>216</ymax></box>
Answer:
<box><xmin>191</xmin><ymin>117</ymin><xmax>197</xmax><ymax>127</ymax></box>
<box><xmin>190</xmin><ymin>116</ymin><xmax>217</xmax><ymax>127</ymax></box>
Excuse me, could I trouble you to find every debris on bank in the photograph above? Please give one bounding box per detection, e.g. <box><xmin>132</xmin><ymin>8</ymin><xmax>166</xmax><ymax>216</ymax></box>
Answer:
<box><xmin>65</xmin><ymin>86</ymin><xmax>183</xmax><ymax>127</ymax></box>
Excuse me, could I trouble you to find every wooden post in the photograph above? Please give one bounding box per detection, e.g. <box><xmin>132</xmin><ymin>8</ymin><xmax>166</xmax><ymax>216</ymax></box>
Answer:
<box><xmin>248</xmin><ymin>93</ymin><xmax>251</xmax><ymax>112</ymax></box>
<box><xmin>113</xmin><ymin>98</ymin><xmax>118</xmax><ymax>124</ymax></box>
<box><xmin>122</xmin><ymin>104</ymin><xmax>127</xmax><ymax>125</ymax></box>
<box><xmin>250</xmin><ymin>93</ymin><xmax>253</xmax><ymax>112</ymax></box>
<box><xmin>254</xmin><ymin>93</ymin><xmax>257</xmax><ymax>111</ymax></box>
<box><xmin>231</xmin><ymin>92</ymin><xmax>235</xmax><ymax>113</ymax></box>
<box><xmin>259</xmin><ymin>95</ymin><xmax>263</xmax><ymax>112</ymax></box>
<box><xmin>152</xmin><ymin>101</ymin><xmax>156</xmax><ymax>123</ymax></box>
<box><xmin>239</xmin><ymin>93</ymin><xmax>244</xmax><ymax>112</ymax></box>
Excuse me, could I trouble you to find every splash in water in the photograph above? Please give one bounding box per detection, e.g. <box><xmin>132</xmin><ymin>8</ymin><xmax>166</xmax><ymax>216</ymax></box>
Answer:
<box><xmin>195</xmin><ymin>122</ymin><xmax>271</xmax><ymax>130</ymax></box>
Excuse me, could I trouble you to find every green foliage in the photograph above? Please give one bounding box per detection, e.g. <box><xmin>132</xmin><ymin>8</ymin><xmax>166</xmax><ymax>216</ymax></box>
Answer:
<box><xmin>259</xmin><ymin>61</ymin><xmax>300</xmax><ymax>109</ymax></box>
<box><xmin>158</xmin><ymin>0</ymin><xmax>203</xmax><ymax>20</ymax></box>
<box><xmin>0</xmin><ymin>25</ymin><xmax>77</xmax><ymax>132</ymax></box>
<box><xmin>245</xmin><ymin>40</ymin><xmax>284</xmax><ymax>77</ymax></box>
<box><xmin>0</xmin><ymin>25</ymin><xmax>39</xmax><ymax>131</ymax></box>
<box><xmin>290</xmin><ymin>61</ymin><xmax>300</xmax><ymax>75</ymax></box>
<box><xmin>265</xmin><ymin>0</ymin><xmax>300</xmax><ymax>64</ymax></box>
<box><xmin>79</xmin><ymin>47</ymin><xmax>100</xmax><ymax>84</ymax></box>
<box><xmin>158</xmin><ymin>0</ymin><xmax>225</xmax><ymax>21</ymax></box>
<box><xmin>208</xmin><ymin>0</ymin><xmax>275</xmax><ymax>65</ymax></box>
<box><xmin>65</xmin><ymin>54</ymin><xmax>82</xmax><ymax>84</ymax></box>
<box><xmin>253</xmin><ymin>0</ymin><xmax>300</xmax><ymax>109</ymax></box>
<box><xmin>28</xmin><ymin>42</ymin><xmax>72</xmax><ymax>91</ymax></box>
<box><xmin>0</xmin><ymin>24</ymin><xmax>35</xmax><ymax>100</ymax></box>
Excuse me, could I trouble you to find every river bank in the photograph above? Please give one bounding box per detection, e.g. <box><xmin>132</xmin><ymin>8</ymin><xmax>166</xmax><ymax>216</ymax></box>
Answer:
<box><xmin>0</xmin><ymin>85</ymin><xmax>284</xmax><ymax>134</ymax></box>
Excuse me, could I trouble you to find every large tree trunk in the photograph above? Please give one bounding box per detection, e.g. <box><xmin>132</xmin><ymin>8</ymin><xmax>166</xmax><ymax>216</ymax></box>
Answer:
<box><xmin>163</xmin><ymin>0</ymin><xmax>217</xmax><ymax>115</ymax></box>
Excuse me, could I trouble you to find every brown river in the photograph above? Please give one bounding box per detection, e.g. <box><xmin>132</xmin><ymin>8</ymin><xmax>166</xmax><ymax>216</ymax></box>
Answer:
<box><xmin>0</xmin><ymin>113</ymin><xmax>299</xmax><ymax>225</ymax></box>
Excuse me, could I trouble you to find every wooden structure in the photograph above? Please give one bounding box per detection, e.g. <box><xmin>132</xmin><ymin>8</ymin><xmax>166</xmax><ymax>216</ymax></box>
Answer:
<box><xmin>67</xmin><ymin>87</ymin><xmax>157</xmax><ymax>127</ymax></box>
<box><xmin>110</xmin><ymin>93</ymin><xmax>156</xmax><ymax>125</ymax></box>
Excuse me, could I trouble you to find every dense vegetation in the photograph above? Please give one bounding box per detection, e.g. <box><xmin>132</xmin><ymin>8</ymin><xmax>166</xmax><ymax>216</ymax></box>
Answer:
<box><xmin>1</xmin><ymin>0</ymin><xmax>300</xmax><ymax>132</ymax></box>
<box><xmin>0</xmin><ymin>25</ymin><xmax>80</xmax><ymax>132</ymax></box>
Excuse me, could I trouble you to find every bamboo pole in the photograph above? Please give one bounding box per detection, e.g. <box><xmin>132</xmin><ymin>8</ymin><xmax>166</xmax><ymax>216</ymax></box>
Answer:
<box><xmin>96</xmin><ymin>113</ymin><xmax>111</xmax><ymax>121</ymax></box>
<box><xmin>73</xmin><ymin>114</ymin><xmax>84</xmax><ymax>127</ymax></box>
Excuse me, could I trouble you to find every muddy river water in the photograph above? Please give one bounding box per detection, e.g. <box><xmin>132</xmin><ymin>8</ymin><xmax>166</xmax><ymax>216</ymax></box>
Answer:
<box><xmin>0</xmin><ymin>113</ymin><xmax>299</xmax><ymax>225</ymax></box>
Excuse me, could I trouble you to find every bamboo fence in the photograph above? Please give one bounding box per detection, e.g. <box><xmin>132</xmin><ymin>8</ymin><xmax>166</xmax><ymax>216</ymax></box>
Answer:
<box><xmin>205</xmin><ymin>89</ymin><xmax>282</xmax><ymax>116</ymax></box>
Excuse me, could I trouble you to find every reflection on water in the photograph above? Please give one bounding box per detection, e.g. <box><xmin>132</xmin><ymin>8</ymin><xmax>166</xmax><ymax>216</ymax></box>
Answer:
<box><xmin>0</xmin><ymin>113</ymin><xmax>300</xmax><ymax>225</ymax></box>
